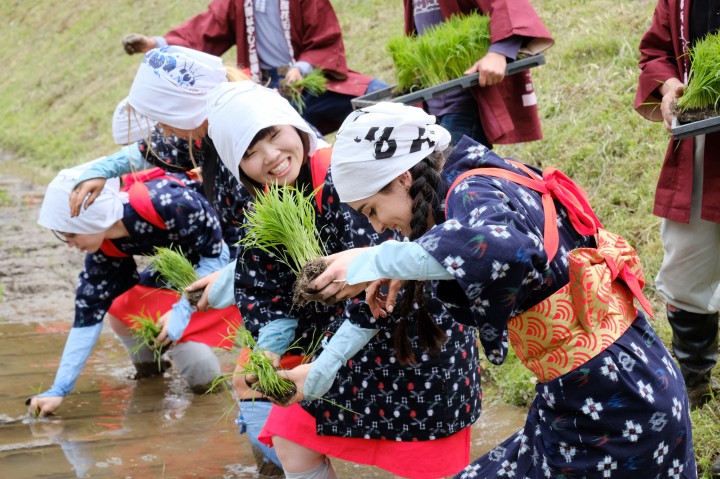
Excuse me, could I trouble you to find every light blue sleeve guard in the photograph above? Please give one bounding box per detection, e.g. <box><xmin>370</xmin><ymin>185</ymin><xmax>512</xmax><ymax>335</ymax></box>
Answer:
<box><xmin>256</xmin><ymin>319</ymin><xmax>299</xmax><ymax>355</ymax></box>
<box><xmin>72</xmin><ymin>144</ymin><xmax>152</xmax><ymax>187</ymax></box>
<box><xmin>195</xmin><ymin>242</ymin><xmax>230</xmax><ymax>278</ymax></box>
<box><xmin>303</xmin><ymin>319</ymin><xmax>379</xmax><ymax>399</ymax></box>
<box><xmin>293</xmin><ymin>61</ymin><xmax>313</xmax><ymax>77</ymax></box>
<box><xmin>36</xmin><ymin>323</ymin><xmax>104</xmax><ymax>398</ymax></box>
<box><xmin>207</xmin><ymin>259</ymin><xmax>237</xmax><ymax>309</ymax></box>
<box><xmin>346</xmin><ymin>240</ymin><xmax>454</xmax><ymax>285</ymax></box>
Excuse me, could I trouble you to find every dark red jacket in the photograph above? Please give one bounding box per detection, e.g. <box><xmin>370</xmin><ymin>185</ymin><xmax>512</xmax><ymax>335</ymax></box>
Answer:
<box><xmin>403</xmin><ymin>0</ymin><xmax>554</xmax><ymax>144</ymax></box>
<box><xmin>164</xmin><ymin>0</ymin><xmax>371</xmax><ymax>96</ymax></box>
<box><xmin>635</xmin><ymin>0</ymin><xmax>720</xmax><ymax>223</ymax></box>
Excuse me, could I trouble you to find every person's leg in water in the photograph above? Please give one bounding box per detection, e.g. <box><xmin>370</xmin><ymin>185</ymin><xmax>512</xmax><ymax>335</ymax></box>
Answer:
<box><xmin>108</xmin><ymin>314</ymin><xmax>168</xmax><ymax>379</ymax></box>
<box><xmin>233</xmin><ymin>364</ymin><xmax>284</xmax><ymax>477</ymax></box>
<box><xmin>166</xmin><ymin>341</ymin><xmax>222</xmax><ymax>394</ymax></box>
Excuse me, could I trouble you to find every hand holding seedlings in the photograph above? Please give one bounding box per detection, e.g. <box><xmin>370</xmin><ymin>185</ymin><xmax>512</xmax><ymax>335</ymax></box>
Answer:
<box><xmin>660</xmin><ymin>79</ymin><xmax>685</xmax><ymax>132</ymax></box>
<box><xmin>185</xmin><ymin>269</ymin><xmax>223</xmax><ymax>312</ymax></box>
<box><xmin>304</xmin><ymin>249</ymin><xmax>369</xmax><ymax>303</ymax></box>
<box><xmin>149</xmin><ymin>246</ymin><xmax>203</xmax><ymax>308</ymax></box>
<box><xmin>465</xmin><ymin>51</ymin><xmax>507</xmax><ymax>88</ymax></box>
<box><xmin>272</xmin><ymin>363</ymin><xmax>313</xmax><ymax>405</ymax></box>
<box><xmin>26</xmin><ymin>396</ymin><xmax>63</xmax><ymax>418</ymax></box>
<box><xmin>155</xmin><ymin>310</ymin><xmax>174</xmax><ymax>347</ymax></box>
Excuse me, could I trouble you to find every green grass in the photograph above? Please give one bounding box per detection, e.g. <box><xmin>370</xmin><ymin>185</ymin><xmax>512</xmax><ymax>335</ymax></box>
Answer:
<box><xmin>4</xmin><ymin>0</ymin><xmax>719</xmax><ymax>472</ymax></box>
<box><xmin>128</xmin><ymin>312</ymin><xmax>164</xmax><ymax>370</ymax></box>
<box><xmin>149</xmin><ymin>246</ymin><xmax>199</xmax><ymax>293</ymax></box>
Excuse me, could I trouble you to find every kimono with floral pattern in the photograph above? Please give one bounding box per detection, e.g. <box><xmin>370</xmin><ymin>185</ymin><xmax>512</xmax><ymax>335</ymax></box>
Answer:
<box><xmin>74</xmin><ymin>174</ymin><xmax>224</xmax><ymax>328</ymax></box>
<box><xmin>235</xmin><ymin>160</ymin><xmax>482</xmax><ymax>441</ymax></box>
<box><xmin>415</xmin><ymin>137</ymin><xmax>695</xmax><ymax>478</ymax></box>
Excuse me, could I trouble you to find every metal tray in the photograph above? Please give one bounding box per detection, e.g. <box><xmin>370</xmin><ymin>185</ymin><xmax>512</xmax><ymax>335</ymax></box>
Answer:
<box><xmin>671</xmin><ymin>114</ymin><xmax>720</xmax><ymax>140</ymax></box>
<box><xmin>351</xmin><ymin>54</ymin><xmax>546</xmax><ymax>109</ymax></box>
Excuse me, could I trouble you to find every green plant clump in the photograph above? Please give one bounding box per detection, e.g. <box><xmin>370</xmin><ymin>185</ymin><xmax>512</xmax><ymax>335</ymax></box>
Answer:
<box><xmin>235</xmin><ymin>328</ymin><xmax>297</xmax><ymax>405</ymax></box>
<box><xmin>677</xmin><ymin>31</ymin><xmax>720</xmax><ymax>112</ymax></box>
<box><xmin>148</xmin><ymin>246</ymin><xmax>202</xmax><ymax>306</ymax></box>
<box><xmin>281</xmin><ymin>68</ymin><xmax>328</xmax><ymax>114</ymax></box>
<box><xmin>128</xmin><ymin>312</ymin><xmax>165</xmax><ymax>370</ymax></box>
<box><xmin>387</xmin><ymin>14</ymin><xmax>490</xmax><ymax>92</ymax></box>
<box><xmin>239</xmin><ymin>184</ymin><xmax>326</xmax><ymax>276</ymax></box>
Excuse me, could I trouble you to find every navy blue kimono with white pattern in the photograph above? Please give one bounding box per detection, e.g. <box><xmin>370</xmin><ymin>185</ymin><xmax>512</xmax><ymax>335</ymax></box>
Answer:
<box><xmin>235</xmin><ymin>160</ymin><xmax>482</xmax><ymax>441</ymax></box>
<box><xmin>414</xmin><ymin>137</ymin><xmax>695</xmax><ymax>478</ymax></box>
<box><xmin>74</xmin><ymin>175</ymin><xmax>223</xmax><ymax>328</ymax></box>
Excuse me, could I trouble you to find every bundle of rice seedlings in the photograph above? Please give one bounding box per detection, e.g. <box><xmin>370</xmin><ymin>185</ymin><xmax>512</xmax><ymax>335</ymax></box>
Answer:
<box><xmin>280</xmin><ymin>68</ymin><xmax>328</xmax><ymax>114</ymax></box>
<box><xmin>238</xmin><ymin>183</ymin><xmax>327</xmax><ymax>308</ymax></box>
<box><xmin>234</xmin><ymin>328</ymin><xmax>297</xmax><ymax>405</ymax></box>
<box><xmin>149</xmin><ymin>246</ymin><xmax>202</xmax><ymax>307</ymax></box>
<box><xmin>674</xmin><ymin>31</ymin><xmax>720</xmax><ymax>123</ymax></box>
<box><xmin>387</xmin><ymin>14</ymin><xmax>491</xmax><ymax>92</ymax></box>
<box><xmin>128</xmin><ymin>311</ymin><xmax>165</xmax><ymax>371</ymax></box>
<box><xmin>280</xmin><ymin>68</ymin><xmax>328</xmax><ymax>112</ymax></box>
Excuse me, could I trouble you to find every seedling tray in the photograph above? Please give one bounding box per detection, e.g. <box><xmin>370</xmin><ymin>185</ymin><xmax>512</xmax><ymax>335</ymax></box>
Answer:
<box><xmin>352</xmin><ymin>54</ymin><xmax>546</xmax><ymax>109</ymax></box>
<box><xmin>671</xmin><ymin>114</ymin><xmax>720</xmax><ymax>140</ymax></box>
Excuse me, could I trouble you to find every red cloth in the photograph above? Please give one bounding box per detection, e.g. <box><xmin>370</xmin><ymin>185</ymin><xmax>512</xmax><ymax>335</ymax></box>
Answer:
<box><xmin>634</xmin><ymin>0</ymin><xmax>720</xmax><ymax>223</ymax></box>
<box><xmin>108</xmin><ymin>285</ymin><xmax>241</xmax><ymax>349</ymax></box>
<box><xmin>163</xmin><ymin>0</ymin><xmax>371</xmax><ymax>97</ymax></box>
<box><xmin>403</xmin><ymin>0</ymin><xmax>554</xmax><ymax>145</ymax></box>
<box><xmin>259</xmin><ymin>403</ymin><xmax>471</xmax><ymax>479</ymax></box>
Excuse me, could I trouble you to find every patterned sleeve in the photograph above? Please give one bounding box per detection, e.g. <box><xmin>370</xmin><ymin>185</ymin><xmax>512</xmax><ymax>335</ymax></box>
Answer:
<box><xmin>417</xmin><ymin>174</ymin><xmax>551</xmax><ymax>363</ymax></box>
<box><xmin>74</xmin><ymin>253</ymin><xmax>139</xmax><ymax>328</ymax></box>
<box><xmin>148</xmin><ymin>179</ymin><xmax>225</xmax><ymax>260</ymax></box>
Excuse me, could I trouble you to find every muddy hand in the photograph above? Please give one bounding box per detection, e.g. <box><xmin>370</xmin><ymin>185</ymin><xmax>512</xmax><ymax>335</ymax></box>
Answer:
<box><xmin>155</xmin><ymin>310</ymin><xmax>173</xmax><ymax>347</ymax></box>
<box><xmin>660</xmin><ymin>81</ymin><xmax>685</xmax><ymax>132</ymax></box>
<box><xmin>304</xmin><ymin>249</ymin><xmax>367</xmax><ymax>303</ymax></box>
<box><xmin>274</xmin><ymin>365</ymin><xmax>311</xmax><ymax>406</ymax></box>
<box><xmin>186</xmin><ymin>270</ymin><xmax>221</xmax><ymax>311</ymax></box>
<box><xmin>122</xmin><ymin>33</ymin><xmax>157</xmax><ymax>55</ymax></box>
<box><xmin>26</xmin><ymin>396</ymin><xmax>63</xmax><ymax>418</ymax></box>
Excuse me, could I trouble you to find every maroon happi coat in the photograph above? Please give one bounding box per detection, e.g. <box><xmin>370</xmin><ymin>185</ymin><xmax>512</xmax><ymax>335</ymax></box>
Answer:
<box><xmin>635</xmin><ymin>0</ymin><xmax>720</xmax><ymax>223</ymax></box>
<box><xmin>403</xmin><ymin>0</ymin><xmax>554</xmax><ymax>144</ymax></box>
<box><xmin>163</xmin><ymin>0</ymin><xmax>371</xmax><ymax>96</ymax></box>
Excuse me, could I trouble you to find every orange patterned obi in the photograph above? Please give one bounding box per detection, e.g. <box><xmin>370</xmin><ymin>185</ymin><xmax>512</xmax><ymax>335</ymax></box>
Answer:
<box><xmin>508</xmin><ymin>229</ymin><xmax>654</xmax><ymax>383</ymax></box>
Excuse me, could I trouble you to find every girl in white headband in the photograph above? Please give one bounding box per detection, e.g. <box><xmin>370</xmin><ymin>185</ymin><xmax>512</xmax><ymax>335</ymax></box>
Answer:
<box><xmin>187</xmin><ymin>83</ymin><xmax>481</xmax><ymax>479</ymax></box>
<box><xmin>303</xmin><ymin>102</ymin><xmax>696</xmax><ymax>479</ymax></box>
<box><xmin>28</xmin><ymin>160</ymin><xmax>238</xmax><ymax>418</ymax></box>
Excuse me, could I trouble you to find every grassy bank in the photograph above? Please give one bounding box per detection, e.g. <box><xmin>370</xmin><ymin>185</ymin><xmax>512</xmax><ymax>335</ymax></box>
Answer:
<box><xmin>3</xmin><ymin>0</ymin><xmax>718</xmax><ymax>473</ymax></box>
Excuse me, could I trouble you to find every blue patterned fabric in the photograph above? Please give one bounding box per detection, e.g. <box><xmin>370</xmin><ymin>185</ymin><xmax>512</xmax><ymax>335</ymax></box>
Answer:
<box><xmin>234</xmin><ymin>160</ymin><xmax>482</xmax><ymax>441</ymax></box>
<box><xmin>74</xmin><ymin>175</ymin><xmax>223</xmax><ymax>328</ymax></box>
<box><xmin>414</xmin><ymin>137</ymin><xmax>695</xmax><ymax>478</ymax></box>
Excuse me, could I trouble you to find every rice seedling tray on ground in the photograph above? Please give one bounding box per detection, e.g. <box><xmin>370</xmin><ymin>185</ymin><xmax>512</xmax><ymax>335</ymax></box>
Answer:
<box><xmin>351</xmin><ymin>54</ymin><xmax>546</xmax><ymax>109</ymax></box>
<box><xmin>671</xmin><ymin>114</ymin><xmax>720</xmax><ymax>140</ymax></box>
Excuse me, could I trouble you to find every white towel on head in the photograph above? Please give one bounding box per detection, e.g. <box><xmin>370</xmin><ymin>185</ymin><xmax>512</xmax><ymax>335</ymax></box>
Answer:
<box><xmin>331</xmin><ymin>102</ymin><xmax>451</xmax><ymax>202</ymax></box>
<box><xmin>112</xmin><ymin>96</ymin><xmax>156</xmax><ymax>145</ymax></box>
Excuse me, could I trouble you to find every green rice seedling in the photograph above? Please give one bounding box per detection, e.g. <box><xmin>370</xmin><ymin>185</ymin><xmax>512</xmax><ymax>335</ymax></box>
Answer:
<box><xmin>280</xmin><ymin>68</ymin><xmax>328</xmax><ymax>114</ymax></box>
<box><xmin>387</xmin><ymin>14</ymin><xmax>491</xmax><ymax>92</ymax></box>
<box><xmin>128</xmin><ymin>311</ymin><xmax>165</xmax><ymax>371</ymax></box>
<box><xmin>238</xmin><ymin>183</ymin><xmax>327</xmax><ymax>308</ymax></box>
<box><xmin>148</xmin><ymin>246</ymin><xmax>202</xmax><ymax>307</ymax></box>
<box><xmin>675</xmin><ymin>31</ymin><xmax>720</xmax><ymax>122</ymax></box>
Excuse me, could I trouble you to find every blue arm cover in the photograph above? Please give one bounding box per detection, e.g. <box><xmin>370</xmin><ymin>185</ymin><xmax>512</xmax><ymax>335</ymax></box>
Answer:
<box><xmin>207</xmin><ymin>259</ymin><xmax>237</xmax><ymax>309</ymax></box>
<box><xmin>73</xmin><ymin>144</ymin><xmax>152</xmax><ymax>187</ymax></box>
<box><xmin>346</xmin><ymin>240</ymin><xmax>454</xmax><ymax>285</ymax></box>
<box><xmin>167</xmin><ymin>296</ymin><xmax>194</xmax><ymax>342</ymax></box>
<box><xmin>195</xmin><ymin>242</ymin><xmax>230</xmax><ymax>278</ymax></box>
<box><xmin>37</xmin><ymin>323</ymin><xmax>104</xmax><ymax>398</ymax></box>
<box><xmin>303</xmin><ymin>319</ymin><xmax>379</xmax><ymax>399</ymax></box>
<box><xmin>256</xmin><ymin>318</ymin><xmax>299</xmax><ymax>355</ymax></box>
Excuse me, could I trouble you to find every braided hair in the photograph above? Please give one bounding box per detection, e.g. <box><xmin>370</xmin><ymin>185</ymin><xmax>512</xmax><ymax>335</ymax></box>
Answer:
<box><xmin>393</xmin><ymin>149</ymin><xmax>450</xmax><ymax>365</ymax></box>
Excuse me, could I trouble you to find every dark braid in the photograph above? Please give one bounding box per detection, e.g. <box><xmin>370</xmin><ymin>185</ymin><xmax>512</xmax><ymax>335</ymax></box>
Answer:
<box><xmin>394</xmin><ymin>150</ymin><xmax>449</xmax><ymax>365</ymax></box>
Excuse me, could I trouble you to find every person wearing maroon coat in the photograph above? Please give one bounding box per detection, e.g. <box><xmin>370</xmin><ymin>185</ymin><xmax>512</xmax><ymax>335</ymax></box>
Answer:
<box><xmin>635</xmin><ymin>0</ymin><xmax>720</xmax><ymax>448</ymax></box>
<box><xmin>403</xmin><ymin>0</ymin><xmax>553</xmax><ymax>146</ymax></box>
<box><xmin>122</xmin><ymin>0</ymin><xmax>386</xmax><ymax>135</ymax></box>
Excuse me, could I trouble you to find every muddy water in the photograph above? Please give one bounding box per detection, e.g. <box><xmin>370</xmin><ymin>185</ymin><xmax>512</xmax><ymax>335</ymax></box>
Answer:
<box><xmin>0</xmin><ymin>167</ymin><xmax>527</xmax><ymax>478</ymax></box>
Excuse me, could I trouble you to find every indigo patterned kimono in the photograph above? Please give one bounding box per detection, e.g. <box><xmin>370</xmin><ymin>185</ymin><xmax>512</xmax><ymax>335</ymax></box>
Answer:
<box><xmin>415</xmin><ymin>137</ymin><xmax>695</xmax><ymax>478</ymax></box>
<box><xmin>74</xmin><ymin>175</ymin><xmax>224</xmax><ymax>328</ymax></box>
<box><xmin>234</xmin><ymin>157</ymin><xmax>482</xmax><ymax>441</ymax></box>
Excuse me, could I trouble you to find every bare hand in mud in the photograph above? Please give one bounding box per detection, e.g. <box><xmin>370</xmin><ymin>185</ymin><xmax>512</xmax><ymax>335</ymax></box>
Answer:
<box><xmin>304</xmin><ymin>249</ymin><xmax>368</xmax><ymax>303</ymax></box>
<box><xmin>365</xmin><ymin>279</ymin><xmax>405</xmax><ymax>318</ymax></box>
<box><xmin>26</xmin><ymin>396</ymin><xmax>63</xmax><ymax>418</ymax></box>
<box><xmin>186</xmin><ymin>270</ymin><xmax>222</xmax><ymax>311</ymax></box>
<box><xmin>155</xmin><ymin>310</ymin><xmax>174</xmax><ymax>347</ymax></box>
<box><xmin>465</xmin><ymin>51</ymin><xmax>507</xmax><ymax>87</ymax></box>
<box><xmin>69</xmin><ymin>178</ymin><xmax>107</xmax><ymax>217</ymax></box>
<box><xmin>122</xmin><ymin>33</ymin><xmax>157</xmax><ymax>55</ymax></box>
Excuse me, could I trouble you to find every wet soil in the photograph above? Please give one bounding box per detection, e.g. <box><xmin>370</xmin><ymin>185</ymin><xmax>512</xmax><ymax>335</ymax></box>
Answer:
<box><xmin>292</xmin><ymin>257</ymin><xmax>327</xmax><ymax>309</ymax></box>
<box><xmin>0</xmin><ymin>163</ymin><xmax>526</xmax><ymax>478</ymax></box>
<box><xmin>671</xmin><ymin>99</ymin><xmax>719</xmax><ymax>123</ymax></box>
